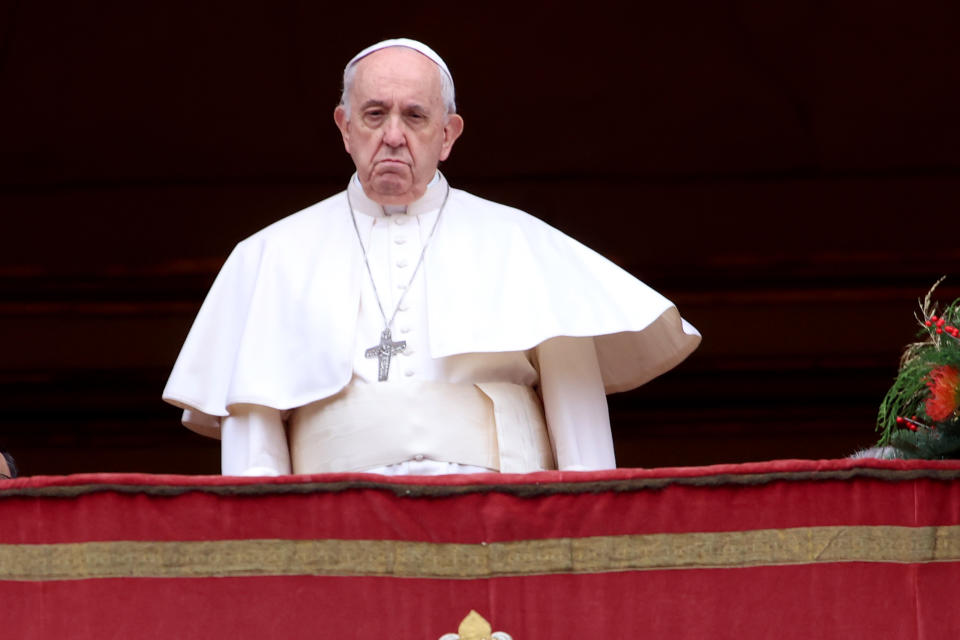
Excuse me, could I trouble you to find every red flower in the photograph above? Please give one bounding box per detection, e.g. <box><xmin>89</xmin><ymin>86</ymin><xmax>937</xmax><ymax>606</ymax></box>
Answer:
<box><xmin>925</xmin><ymin>365</ymin><xmax>960</xmax><ymax>421</ymax></box>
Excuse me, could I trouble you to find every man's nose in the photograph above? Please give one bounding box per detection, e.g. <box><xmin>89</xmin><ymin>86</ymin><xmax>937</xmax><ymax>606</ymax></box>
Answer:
<box><xmin>382</xmin><ymin>116</ymin><xmax>406</xmax><ymax>147</ymax></box>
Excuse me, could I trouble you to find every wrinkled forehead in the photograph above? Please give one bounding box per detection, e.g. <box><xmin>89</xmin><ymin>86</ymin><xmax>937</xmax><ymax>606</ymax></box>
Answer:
<box><xmin>350</xmin><ymin>47</ymin><xmax>445</xmax><ymax>105</ymax></box>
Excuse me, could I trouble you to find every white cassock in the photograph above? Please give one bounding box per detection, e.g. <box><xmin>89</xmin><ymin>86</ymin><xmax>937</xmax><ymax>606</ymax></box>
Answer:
<box><xmin>162</xmin><ymin>173</ymin><xmax>701</xmax><ymax>476</ymax></box>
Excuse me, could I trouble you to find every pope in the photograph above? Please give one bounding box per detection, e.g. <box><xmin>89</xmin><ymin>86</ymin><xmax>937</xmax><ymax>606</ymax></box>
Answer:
<box><xmin>163</xmin><ymin>38</ymin><xmax>701</xmax><ymax>476</ymax></box>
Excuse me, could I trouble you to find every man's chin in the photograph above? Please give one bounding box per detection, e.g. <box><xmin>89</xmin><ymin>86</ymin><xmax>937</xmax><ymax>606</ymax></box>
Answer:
<box><xmin>367</xmin><ymin>175</ymin><xmax>421</xmax><ymax>204</ymax></box>
<box><xmin>372</xmin><ymin>177</ymin><xmax>408</xmax><ymax>193</ymax></box>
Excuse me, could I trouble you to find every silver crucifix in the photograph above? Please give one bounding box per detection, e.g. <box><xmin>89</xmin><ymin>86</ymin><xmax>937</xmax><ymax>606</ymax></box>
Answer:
<box><xmin>364</xmin><ymin>328</ymin><xmax>406</xmax><ymax>381</ymax></box>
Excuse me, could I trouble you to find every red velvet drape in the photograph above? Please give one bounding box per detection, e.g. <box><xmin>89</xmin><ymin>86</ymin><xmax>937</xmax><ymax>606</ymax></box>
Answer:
<box><xmin>2</xmin><ymin>459</ymin><xmax>959</xmax><ymax>639</ymax></box>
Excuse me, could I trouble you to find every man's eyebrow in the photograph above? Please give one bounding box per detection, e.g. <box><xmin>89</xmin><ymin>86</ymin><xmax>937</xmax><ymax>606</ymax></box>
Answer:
<box><xmin>358</xmin><ymin>100</ymin><xmax>428</xmax><ymax>114</ymax></box>
<box><xmin>359</xmin><ymin>99</ymin><xmax>389</xmax><ymax>111</ymax></box>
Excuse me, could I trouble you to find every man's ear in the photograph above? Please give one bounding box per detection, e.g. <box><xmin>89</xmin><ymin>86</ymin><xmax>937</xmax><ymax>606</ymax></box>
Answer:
<box><xmin>439</xmin><ymin>114</ymin><xmax>464</xmax><ymax>161</ymax></box>
<box><xmin>334</xmin><ymin>105</ymin><xmax>351</xmax><ymax>153</ymax></box>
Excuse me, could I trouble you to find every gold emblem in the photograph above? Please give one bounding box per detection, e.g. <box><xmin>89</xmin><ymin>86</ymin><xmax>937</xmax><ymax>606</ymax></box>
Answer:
<box><xmin>438</xmin><ymin>610</ymin><xmax>513</xmax><ymax>640</ymax></box>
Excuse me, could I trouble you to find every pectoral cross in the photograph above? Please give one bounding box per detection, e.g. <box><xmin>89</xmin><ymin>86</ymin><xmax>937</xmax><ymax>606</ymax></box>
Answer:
<box><xmin>365</xmin><ymin>328</ymin><xmax>406</xmax><ymax>381</ymax></box>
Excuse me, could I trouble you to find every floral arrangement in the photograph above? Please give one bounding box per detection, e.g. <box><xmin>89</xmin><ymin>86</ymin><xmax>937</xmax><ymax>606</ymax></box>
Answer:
<box><xmin>876</xmin><ymin>280</ymin><xmax>960</xmax><ymax>459</ymax></box>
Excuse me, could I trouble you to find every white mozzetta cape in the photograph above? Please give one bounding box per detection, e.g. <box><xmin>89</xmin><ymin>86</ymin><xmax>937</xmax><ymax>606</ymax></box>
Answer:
<box><xmin>163</xmin><ymin>175</ymin><xmax>701</xmax><ymax>425</ymax></box>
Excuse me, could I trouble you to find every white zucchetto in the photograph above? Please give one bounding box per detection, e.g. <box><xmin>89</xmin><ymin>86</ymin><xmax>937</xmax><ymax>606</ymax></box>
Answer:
<box><xmin>345</xmin><ymin>38</ymin><xmax>452</xmax><ymax>81</ymax></box>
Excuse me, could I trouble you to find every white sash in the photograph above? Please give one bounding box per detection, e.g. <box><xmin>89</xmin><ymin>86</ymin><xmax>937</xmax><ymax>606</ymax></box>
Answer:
<box><xmin>288</xmin><ymin>381</ymin><xmax>555</xmax><ymax>473</ymax></box>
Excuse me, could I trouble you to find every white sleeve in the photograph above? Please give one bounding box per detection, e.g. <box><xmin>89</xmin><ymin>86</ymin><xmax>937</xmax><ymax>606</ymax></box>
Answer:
<box><xmin>536</xmin><ymin>336</ymin><xmax>616</xmax><ymax>470</ymax></box>
<box><xmin>220</xmin><ymin>404</ymin><xmax>291</xmax><ymax>476</ymax></box>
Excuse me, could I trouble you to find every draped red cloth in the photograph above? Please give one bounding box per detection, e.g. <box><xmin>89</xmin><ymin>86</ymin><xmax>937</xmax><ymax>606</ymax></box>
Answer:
<box><xmin>2</xmin><ymin>458</ymin><xmax>959</xmax><ymax>639</ymax></box>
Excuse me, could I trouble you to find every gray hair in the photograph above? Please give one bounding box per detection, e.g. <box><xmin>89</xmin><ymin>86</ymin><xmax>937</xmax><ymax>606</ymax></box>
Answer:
<box><xmin>339</xmin><ymin>48</ymin><xmax>457</xmax><ymax>121</ymax></box>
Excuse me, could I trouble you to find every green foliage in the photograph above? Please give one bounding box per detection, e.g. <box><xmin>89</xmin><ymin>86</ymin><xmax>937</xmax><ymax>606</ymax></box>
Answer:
<box><xmin>888</xmin><ymin>428</ymin><xmax>960</xmax><ymax>460</ymax></box>
<box><xmin>877</xmin><ymin>357</ymin><xmax>936</xmax><ymax>443</ymax></box>
<box><xmin>875</xmin><ymin>280</ymin><xmax>960</xmax><ymax>459</ymax></box>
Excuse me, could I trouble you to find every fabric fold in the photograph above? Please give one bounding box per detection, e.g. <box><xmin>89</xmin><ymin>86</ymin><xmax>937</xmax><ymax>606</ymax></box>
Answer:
<box><xmin>163</xmin><ymin>173</ymin><xmax>701</xmax><ymax>430</ymax></box>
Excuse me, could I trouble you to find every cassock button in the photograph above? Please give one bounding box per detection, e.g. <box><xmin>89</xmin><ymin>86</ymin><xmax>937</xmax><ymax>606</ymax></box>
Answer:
<box><xmin>394</xmin><ymin>217</ymin><xmax>408</xmax><ymax>226</ymax></box>
<box><xmin>396</xmin><ymin>258</ymin><xmax>409</xmax><ymax>268</ymax></box>
<box><xmin>404</xmin><ymin>368</ymin><xmax>415</xmax><ymax>377</ymax></box>
<box><xmin>398</xmin><ymin>302</ymin><xmax>410</xmax><ymax>312</ymax></box>
<box><xmin>400</xmin><ymin>325</ymin><xmax>411</xmax><ymax>333</ymax></box>
<box><xmin>394</xmin><ymin>236</ymin><xmax>407</xmax><ymax>245</ymax></box>
<box><xmin>402</xmin><ymin>347</ymin><xmax>414</xmax><ymax>356</ymax></box>
<box><xmin>413</xmin><ymin>454</ymin><xmax>424</xmax><ymax>461</ymax></box>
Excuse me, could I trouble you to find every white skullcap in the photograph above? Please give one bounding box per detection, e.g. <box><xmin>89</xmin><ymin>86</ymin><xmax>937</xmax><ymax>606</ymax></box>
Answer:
<box><xmin>345</xmin><ymin>38</ymin><xmax>452</xmax><ymax>81</ymax></box>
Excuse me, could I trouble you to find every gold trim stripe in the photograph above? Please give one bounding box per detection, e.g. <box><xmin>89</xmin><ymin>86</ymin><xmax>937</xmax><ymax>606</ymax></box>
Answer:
<box><xmin>2</xmin><ymin>525</ymin><xmax>959</xmax><ymax>582</ymax></box>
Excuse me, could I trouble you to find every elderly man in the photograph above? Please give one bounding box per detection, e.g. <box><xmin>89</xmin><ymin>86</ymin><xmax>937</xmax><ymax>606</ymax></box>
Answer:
<box><xmin>163</xmin><ymin>39</ymin><xmax>700</xmax><ymax>476</ymax></box>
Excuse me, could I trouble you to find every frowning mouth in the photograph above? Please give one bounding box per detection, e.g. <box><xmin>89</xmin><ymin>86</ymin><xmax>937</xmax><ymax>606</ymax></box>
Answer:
<box><xmin>374</xmin><ymin>159</ymin><xmax>410</xmax><ymax>174</ymax></box>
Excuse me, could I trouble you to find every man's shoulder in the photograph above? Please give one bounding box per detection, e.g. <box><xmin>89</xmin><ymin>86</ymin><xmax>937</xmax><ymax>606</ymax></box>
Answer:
<box><xmin>448</xmin><ymin>188</ymin><xmax>548</xmax><ymax>230</ymax></box>
<box><xmin>238</xmin><ymin>190</ymin><xmax>348</xmax><ymax>248</ymax></box>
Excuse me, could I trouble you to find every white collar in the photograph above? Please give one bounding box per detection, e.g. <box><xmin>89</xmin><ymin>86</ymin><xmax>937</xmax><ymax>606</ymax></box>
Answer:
<box><xmin>347</xmin><ymin>172</ymin><xmax>447</xmax><ymax>218</ymax></box>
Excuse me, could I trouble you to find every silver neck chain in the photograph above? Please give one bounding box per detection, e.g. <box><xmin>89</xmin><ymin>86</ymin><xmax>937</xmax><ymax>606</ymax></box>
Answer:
<box><xmin>347</xmin><ymin>185</ymin><xmax>451</xmax><ymax>332</ymax></box>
